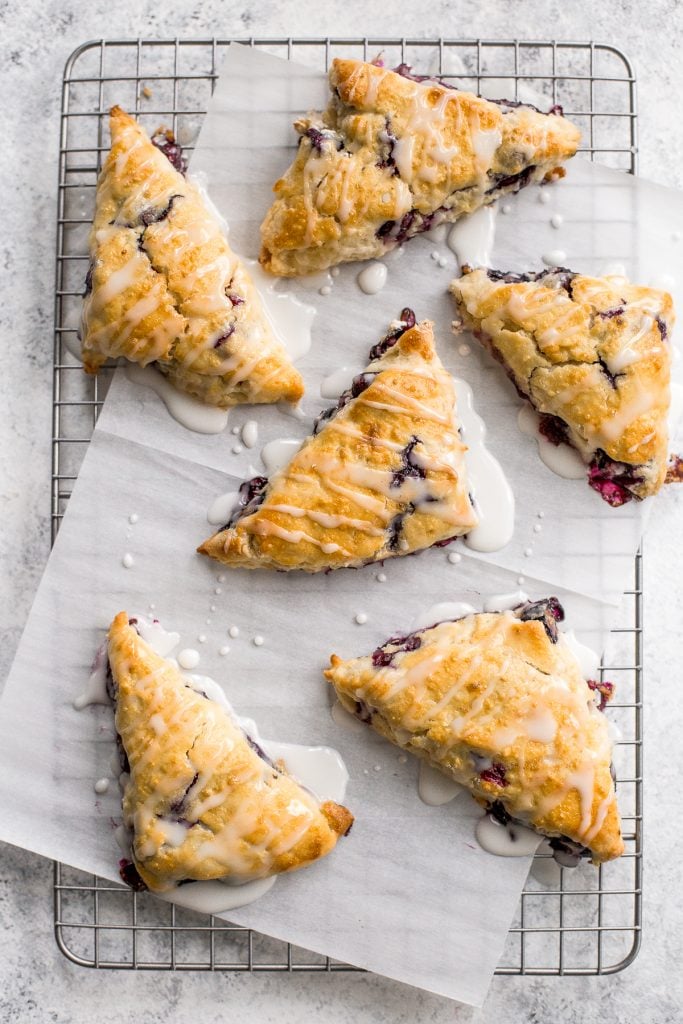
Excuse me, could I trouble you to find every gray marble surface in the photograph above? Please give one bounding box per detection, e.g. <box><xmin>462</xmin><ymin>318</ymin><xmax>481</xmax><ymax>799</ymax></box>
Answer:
<box><xmin>1</xmin><ymin>0</ymin><xmax>682</xmax><ymax>1020</ymax></box>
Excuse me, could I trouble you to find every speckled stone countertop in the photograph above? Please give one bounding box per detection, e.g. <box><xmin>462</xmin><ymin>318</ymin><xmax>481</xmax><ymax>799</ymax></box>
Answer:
<box><xmin>2</xmin><ymin>1</ymin><xmax>683</xmax><ymax>1020</ymax></box>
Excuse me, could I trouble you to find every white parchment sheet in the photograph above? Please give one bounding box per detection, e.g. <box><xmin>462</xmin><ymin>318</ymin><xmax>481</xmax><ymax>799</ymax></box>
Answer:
<box><xmin>1</xmin><ymin>43</ymin><xmax>683</xmax><ymax>1005</ymax></box>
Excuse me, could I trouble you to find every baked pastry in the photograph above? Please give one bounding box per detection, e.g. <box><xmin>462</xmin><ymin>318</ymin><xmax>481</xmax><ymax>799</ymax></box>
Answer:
<box><xmin>450</xmin><ymin>266</ymin><xmax>674</xmax><ymax>504</ymax></box>
<box><xmin>107</xmin><ymin>612</ymin><xmax>353</xmax><ymax>892</ymax></box>
<box><xmin>259</xmin><ymin>60</ymin><xmax>580</xmax><ymax>276</ymax></box>
<box><xmin>325</xmin><ymin>598</ymin><xmax>623</xmax><ymax>864</ymax></box>
<box><xmin>198</xmin><ymin>313</ymin><xmax>477</xmax><ymax>571</ymax></box>
<box><xmin>80</xmin><ymin>106</ymin><xmax>303</xmax><ymax>407</ymax></box>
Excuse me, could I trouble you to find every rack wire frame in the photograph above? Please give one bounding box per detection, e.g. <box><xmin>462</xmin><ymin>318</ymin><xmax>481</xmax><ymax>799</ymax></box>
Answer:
<box><xmin>52</xmin><ymin>37</ymin><xmax>642</xmax><ymax>977</ymax></box>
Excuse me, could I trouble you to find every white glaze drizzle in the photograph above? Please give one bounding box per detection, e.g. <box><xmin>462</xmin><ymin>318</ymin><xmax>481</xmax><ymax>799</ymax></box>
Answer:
<box><xmin>475</xmin><ymin>813</ymin><xmax>542</xmax><ymax>857</ymax></box>
<box><xmin>276</xmin><ymin>400</ymin><xmax>307</xmax><ymax>421</ymax></box>
<box><xmin>483</xmin><ymin>590</ymin><xmax>529</xmax><ymax>613</ymax></box>
<box><xmin>517</xmin><ymin>404</ymin><xmax>586</xmax><ymax>480</ymax></box>
<box><xmin>73</xmin><ymin>643</ymin><xmax>109</xmax><ymax>709</ymax></box>
<box><xmin>410</xmin><ymin>602</ymin><xmax>477</xmax><ymax>631</ymax></box>
<box><xmin>562</xmin><ymin>630</ymin><xmax>600</xmax><ymax>680</ymax></box>
<box><xmin>447</xmin><ymin>205</ymin><xmax>497</xmax><ymax>270</ymax></box>
<box><xmin>207</xmin><ymin>490</ymin><xmax>240</xmax><ymax>526</ymax></box>
<box><xmin>126</xmin><ymin>364</ymin><xmax>230</xmax><ymax>434</ymax></box>
<box><xmin>417</xmin><ymin>761</ymin><xmax>465</xmax><ymax>806</ymax></box>
<box><xmin>158</xmin><ymin>875</ymin><xmax>277</xmax><ymax>914</ymax></box>
<box><xmin>330</xmin><ymin>700</ymin><xmax>368</xmax><ymax>734</ymax></box>
<box><xmin>135</xmin><ymin>618</ymin><xmax>180</xmax><ymax>656</ymax></box>
<box><xmin>244</xmin><ymin>259</ymin><xmax>315</xmax><ymax>362</ymax></box>
<box><xmin>260</xmin><ymin>438</ymin><xmax>303</xmax><ymax>475</ymax></box>
<box><xmin>455</xmin><ymin>378</ymin><xmax>515</xmax><ymax>552</ymax></box>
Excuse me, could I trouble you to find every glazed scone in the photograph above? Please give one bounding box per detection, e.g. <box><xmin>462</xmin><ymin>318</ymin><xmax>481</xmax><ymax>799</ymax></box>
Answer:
<box><xmin>325</xmin><ymin>598</ymin><xmax>623</xmax><ymax>865</ymax></box>
<box><xmin>107</xmin><ymin>613</ymin><xmax>353</xmax><ymax>893</ymax></box>
<box><xmin>198</xmin><ymin>313</ymin><xmax>477</xmax><ymax>571</ymax></box>
<box><xmin>450</xmin><ymin>266</ymin><xmax>674</xmax><ymax>504</ymax></box>
<box><xmin>260</xmin><ymin>60</ymin><xmax>580</xmax><ymax>276</ymax></box>
<box><xmin>81</xmin><ymin>106</ymin><xmax>303</xmax><ymax>407</ymax></box>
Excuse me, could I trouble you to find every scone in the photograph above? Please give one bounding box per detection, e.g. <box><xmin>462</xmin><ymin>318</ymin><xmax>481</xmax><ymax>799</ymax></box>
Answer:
<box><xmin>325</xmin><ymin>598</ymin><xmax>623</xmax><ymax>864</ymax></box>
<box><xmin>260</xmin><ymin>59</ymin><xmax>580</xmax><ymax>276</ymax></box>
<box><xmin>81</xmin><ymin>106</ymin><xmax>303</xmax><ymax>407</ymax></box>
<box><xmin>107</xmin><ymin>612</ymin><xmax>353</xmax><ymax>892</ymax></box>
<box><xmin>450</xmin><ymin>266</ymin><xmax>674</xmax><ymax>504</ymax></box>
<box><xmin>198</xmin><ymin>313</ymin><xmax>478</xmax><ymax>571</ymax></box>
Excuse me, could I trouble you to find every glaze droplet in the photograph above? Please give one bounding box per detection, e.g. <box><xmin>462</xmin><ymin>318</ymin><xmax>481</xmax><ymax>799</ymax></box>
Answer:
<box><xmin>178</xmin><ymin>649</ymin><xmax>200</xmax><ymax>670</ymax></box>
<box><xmin>357</xmin><ymin>261</ymin><xmax>388</xmax><ymax>295</ymax></box>
<box><xmin>122</xmin><ymin>553</ymin><xmax>134</xmax><ymax>569</ymax></box>
<box><xmin>241</xmin><ymin>420</ymin><xmax>258</xmax><ymax>449</ymax></box>
<box><xmin>541</xmin><ymin>248</ymin><xmax>567</xmax><ymax>266</ymax></box>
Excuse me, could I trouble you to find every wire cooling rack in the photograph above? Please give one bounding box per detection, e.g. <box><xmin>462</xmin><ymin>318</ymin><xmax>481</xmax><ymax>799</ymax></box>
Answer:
<box><xmin>52</xmin><ymin>37</ymin><xmax>642</xmax><ymax>976</ymax></box>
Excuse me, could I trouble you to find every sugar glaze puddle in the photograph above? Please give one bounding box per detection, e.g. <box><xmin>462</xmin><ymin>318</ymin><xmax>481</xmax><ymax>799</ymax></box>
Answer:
<box><xmin>447</xmin><ymin>206</ymin><xmax>497</xmax><ymax>269</ymax></box>
<box><xmin>207</xmin><ymin>490</ymin><xmax>240</xmax><ymax>526</ymax></box>
<box><xmin>126</xmin><ymin>364</ymin><xmax>230</xmax><ymax>434</ymax></box>
<box><xmin>475</xmin><ymin>813</ymin><xmax>542</xmax><ymax>857</ymax></box>
<box><xmin>418</xmin><ymin>762</ymin><xmax>465</xmax><ymax>806</ymax></box>
<box><xmin>246</xmin><ymin>259</ymin><xmax>315</xmax><ymax>361</ymax></box>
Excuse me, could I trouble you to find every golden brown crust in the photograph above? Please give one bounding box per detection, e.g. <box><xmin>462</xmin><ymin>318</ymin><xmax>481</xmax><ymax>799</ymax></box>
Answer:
<box><xmin>108</xmin><ymin>612</ymin><xmax>352</xmax><ymax>892</ymax></box>
<box><xmin>198</xmin><ymin>319</ymin><xmax>477</xmax><ymax>572</ymax></box>
<box><xmin>81</xmin><ymin>107</ymin><xmax>303</xmax><ymax>406</ymax></box>
<box><xmin>259</xmin><ymin>60</ymin><xmax>580</xmax><ymax>276</ymax></box>
<box><xmin>325</xmin><ymin>605</ymin><xmax>623</xmax><ymax>864</ymax></box>
<box><xmin>450</xmin><ymin>267</ymin><xmax>674</xmax><ymax>499</ymax></box>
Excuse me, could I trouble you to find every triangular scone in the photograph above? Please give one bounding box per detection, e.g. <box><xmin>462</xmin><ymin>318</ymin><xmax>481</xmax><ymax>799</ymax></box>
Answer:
<box><xmin>108</xmin><ymin>613</ymin><xmax>353</xmax><ymax>892</ymax></box>
<box><xmin>451</xmin><ymin>266</ymin><xmax>674</xmax><ymax>504</ymax></box>
<box><xmin>260</xmin><ymin>60</ymin><xmax>580</xmax><ymax>276</ymax></box>
<box><xmin>81</xmin><ymin>106</ymin><xmax>303</xmax><ymax>407</ymax></box>
<box><xmin>325</xmin><ymin>598</ymin><xmax>623</xmax><ymax>864</ymax></box>
<box><xmin>198</xmin><ymin>315</ymin><xmax>477</xmax><ymax>572</ymax></box>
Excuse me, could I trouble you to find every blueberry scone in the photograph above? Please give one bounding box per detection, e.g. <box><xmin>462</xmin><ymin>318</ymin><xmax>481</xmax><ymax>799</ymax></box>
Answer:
<box><xmin>107</xmin><ymin>613</ymin><xmax>353</xmax><ymax>893</ymax></box>
<box><xmin>198</xmin><ymin>313</ymin><xmax>477</xmax><ymax>571</ymax></box>
<box><xmin>451</xmin><ymin>266</ymin><xmax>675</xmax><ymax>505</ymax></box>
<box><xmin>81</xmin><ymin>106</ymin><xmax>303</xmax><ymax>407</ymax></box>
<box><xmin>260</xmin><ymin>60</ymin><xmax>581</xmax><ymax>276</ymax></box>
<box><xmin>326</xmin><ymin>598</ymin><xmax>623</xmax><ymax>865</ymax></box>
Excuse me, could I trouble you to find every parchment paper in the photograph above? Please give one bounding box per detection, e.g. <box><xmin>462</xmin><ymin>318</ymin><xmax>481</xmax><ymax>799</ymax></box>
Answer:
<box><xmin>1</xmin><ymin>43</ymin><xmax>682</xmax><ymax>1006</ymax></box>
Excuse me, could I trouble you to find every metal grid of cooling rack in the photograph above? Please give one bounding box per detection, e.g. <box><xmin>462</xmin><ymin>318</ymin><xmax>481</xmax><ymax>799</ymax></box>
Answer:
<box><xmin>52</xmin><ymin>37</ymin><xmax>642</xmax><ymax>976</ymax></box>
